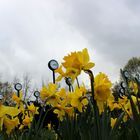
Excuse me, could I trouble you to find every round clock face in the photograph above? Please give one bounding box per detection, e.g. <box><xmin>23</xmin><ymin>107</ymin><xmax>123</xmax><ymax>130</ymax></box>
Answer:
<box><xmin>48</xmin><ymin>60</ymin><xmax>59</xmax><ymax>70</ymax></box>
<box><xmin>15</xmin><ymin>83</ymin><xmax>22</xmax><ymax>91</ymax></box>
<box><xmin>0</xmin><ymin>94</ymin><xmax>3</xmax><ymax>100</ymax></box>
<box><xmin>66</xmin><ymin>77</ymin><xmax>72</xmax><ymax>85</ymax></box>
<box><xmin>34</xmin><ymin>91</ymin><xmax>40</xmax><ymax>97</ymax></box>
<box><xmin>121</xmin><ymin>82</ymin><xmax>126</xmax><ymax>88</ymax></box>
<box><xmin>123</xmin><ymin>71</ymin><xmax>129</xmax><ymax>78</ymax></box>
<box><xmin>120</xmin><ymin>88</ymin><xmax>125</xmax><ymax>94</ymax></box>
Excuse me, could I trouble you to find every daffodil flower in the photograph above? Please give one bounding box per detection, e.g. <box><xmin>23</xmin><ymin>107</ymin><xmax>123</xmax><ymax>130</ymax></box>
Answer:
<box><xmin>27</xmin><ymin>103</ymin><xmax>39</xmax><ymax>115</ymax></box>
<box><xmin>0</xmin><ymin>104</ymin><xmax>20</xmax><ymax>133</ymax></box>
<box><xmin>19</xmin><ymin>115</ymin><xmax>33</xmax><ymax>130</ymax></box>
<box><xmin>70</xmin><ymin>86</ymin><xmax>88</xmax><ymax>112</ymax></box>
<box><xmin>56</xmin><ymin>48</ymin><xmax>95</xmax><ymax>81</ymax></box>
<box><xmin>40</xmin><ymin>83</ymin><xmax>57</xmax><ymax>101</ymax></box>
<box><xmin>94</xmin><ymin>72</ymin><xmax>112</xmax><ymax>114</ymax></box>
<box><xmin>3</xmin><ymin>116</ymin><xmax>19</xmax><ymax>134</ymax></box>
<box><xmin>12</xmin><ymin>92</ymin><xmax>23</xmax><ymax>104</ymax></box>
<box><xmin>111</xmin><ymin>118</ymin><xmax>117</xmax><ymax>128</ymax></box>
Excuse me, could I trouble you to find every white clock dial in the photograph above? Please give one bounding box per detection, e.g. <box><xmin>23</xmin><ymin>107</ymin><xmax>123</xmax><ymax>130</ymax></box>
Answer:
<box><xmin>48</xmin><ymin>60</ymin><xmax>59</xmax><ymax>70</ymax></box>
<box><xmin>15</xmin><ymin>83</ymin><xmax>22</xmax><ymax>91</ymax></box>
<box><xmin>0</xmin><ymin>94</ymin><xmax>3</xmax><ymax>100</ymax></box>
<box><xmin>34</xmin><ymin>91</ymin><xmax>40</xmax><ymax>97</ymax></box>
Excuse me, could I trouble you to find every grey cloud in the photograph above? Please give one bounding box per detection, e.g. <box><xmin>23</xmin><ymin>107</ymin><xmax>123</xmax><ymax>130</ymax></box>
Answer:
<box><xmin>1</xmin><ymin>0</ymin><xmax>139</xmax><ymax>86</ymax></box>
<box><xmin>0</xmin><ymin>0</ymin><xmax>89</xmax><ymax>86</ymax></box>
<box><xmin>62</xmin><ymin>0</ymin><xmax>140</xmax><ymax>66</ymax></box>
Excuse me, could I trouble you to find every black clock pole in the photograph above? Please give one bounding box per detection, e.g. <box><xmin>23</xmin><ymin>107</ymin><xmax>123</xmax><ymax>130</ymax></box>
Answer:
<box><xmin>48</xmin><ymin>59</ymin><xmax>59</xmax><ymax>84</ymax></box>
<box><xmin>53</xmin><ymin>70</ymin><xmax>55</xmax><ymax>83</ymax></box>
<box><xmin>14</xmin><ymin>83</ymin><xmax>22</xmax><ymax>97</ymax></box>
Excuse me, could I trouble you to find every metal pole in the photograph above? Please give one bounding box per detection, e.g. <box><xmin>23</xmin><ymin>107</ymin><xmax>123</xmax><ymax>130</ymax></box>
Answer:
<box><xmin>17</xmin><ymin>90</ymin><xmax>19</xmax><ymax>97</ymax></box>
<box><xmin>53</xmin><ymin>70</ymin><xmax>55</xmax><ymax>84</ymax></box>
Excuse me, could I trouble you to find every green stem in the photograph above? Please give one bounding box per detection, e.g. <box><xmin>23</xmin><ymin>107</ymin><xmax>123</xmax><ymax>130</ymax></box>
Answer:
<box><xmin>84</xmin><ymin>70</ymin><xmax>100</xmax><ymax>140</ymax></box>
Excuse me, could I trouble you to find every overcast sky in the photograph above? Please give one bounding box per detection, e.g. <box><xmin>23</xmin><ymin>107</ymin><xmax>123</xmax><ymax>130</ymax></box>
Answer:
<box><xmin>0</xmin><ymin>0</ymin><xmax>140</xmax><ymax>87</ymax></box>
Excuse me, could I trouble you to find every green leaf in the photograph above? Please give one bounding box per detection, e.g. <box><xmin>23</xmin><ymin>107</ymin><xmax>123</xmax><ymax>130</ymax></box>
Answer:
<box><xmin>110</xmin><ymin>112</ymin><xmax>125</xmax><ymax>139</ymax></box>
<box><xmin>129</xmin><ymin>96</ymin><xmax>140</xmax><ymax>140</ymax></box>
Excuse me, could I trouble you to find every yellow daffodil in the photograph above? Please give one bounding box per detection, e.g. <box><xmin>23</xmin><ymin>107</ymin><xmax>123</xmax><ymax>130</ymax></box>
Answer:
<box><xmin>107</xmin><ymin>94</ymin><xmax>121</xmax><ymax>111</ymax></box>
<box><xmin>62</xmin><ymin>48</ymin><xmax>94</xmax><ymax>71</ymax></box>
<box><xmin>64</xmin><ymin>107</ymin><xmax>74</xmax><ymax>117</ymax></box>
<box><xmin>53</xmin><ymin>108</ymin><xmax>65</xmax><ymax>121</ymax></box>
<box><xmin>55</xmin><ymin>88</ymin><xmax>67</xmax><ymax>101</ymax></box>
<box><xmin>0</xmin><ymin>117</ymin><xmax>4</xmax><ymax>131</ymax></box>
<box><xmin>53</xmin><ymin>104</ymin><xmax>74</xmax><ymax>121</ymax></box>
<box><xmin>47</xmin><ymin>123</ymin><xmax>51</xmax><ymax>130</ymax></box>
<box><xmin>117</xmin><ymin>95</ymin><xmax>139</xmax><ymax>121</ymax></box>
<box><xmin>3</xmin><ymin>116</ymin><xmax>19</xmax><ymax>134</ymax></box>
<box><xmin>94</xmin><ymin>72</ymin><xmax>112</xmax><ymax>114</ymax></box>
<box><xmin>40</xmin><ymin>83</ymin><xmax>57</xmax><ymax>100</ymax></box>
<box><xmin>129</xmin><ymin>81</ymin><xmax>138</xmax><ymax>94</ymax></box>
<box><xmin>56</xmin><ymin>48</ymin><xmax>95</xmax><ymax>81</ymax></box>
<box><xmin>18</xmin><ymin>102</ymin><xmax>25</xmax><ymax>113</ymax></box>
<box><xmin>76</xmin><ymin>48</ymin><xmax>95</xmax><ymax>70</ymax></box>
<box><xmin>94</xmin><ymin>72</ymin><xmax>112</xmax><ymax>102</ymax></box>
<box><xmin>0</xmin><ymin>105</ymin><xmax>20</xmax><ymax>118</ymax></box>
<box><xmin>53</xmin><ymin>101</ymin><xmax>67</xmax><ymax>121</ymax></box>
<box><xmin>53</xmin><ymin>93</ymin><xmax>74</xmax><ymax>121</ymax></box>
<box><xmin>0</xmin><ymin>104</ymin><xmax>20</xmax><ymax>133</ymax></box>
<box><xmin>118</xmin><ymin>95</ymin><xmax>128</xmax><ymax>106</ymax></box>
<box><xmin>123</xmin><ymin>114</ymin><xmax>128</xmax><ymax>123</ymax></box>
<box><xmin>40</xmin><ymin>83</ymin><xmax>61</xmax><ymax>106</ymax></box>
<box><xmin>111</xmin><ymin>118</ymin><xmax>117</xmax><ymax>128</ymax></box>
<box><xmin>56</xmin><ymin>66</ymin><xmax>80</xmax><ymax>81</ymax></box>
<box><xmin>70</xmin><ymin>86</ymin><xmax>88</xmax><ymax>112</ymax></box>
<box><xmin>23</xmin><ymin>115</ymin><xmax>32</xmax><ymax>127</ymax></box>
<box><xmin>96</xmin><ymin>101</ymin><xmax>104</xmax><ymax>114</ymax></box>
<box><xmin>124</xmin><ymin>95</ymin><xmax>139</xmax><ymax>118</ymax></box>
<box><xmin>12</xmin><ymin>92</ymin><xmax>23</xmax><ymax>104</ymax></box>
<box><xmin>55</xmin><ymin>65</ymin><xmax>67</xmax><ymax>81</ymax></box>
<box><xmin>19</xmin><ymin>115</ymin><xmax>32</xmax><ymax>129</ymax></box>
<box><xmin>27</xmin><ymin>103</ymin><xmax>39</xmax><ymax>115</ymax></box>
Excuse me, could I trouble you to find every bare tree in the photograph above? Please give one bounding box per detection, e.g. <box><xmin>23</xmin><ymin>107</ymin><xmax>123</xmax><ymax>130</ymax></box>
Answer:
<box><xmin>0</xmin><ymin>81</ymin><xmax>13</xmax><ymax>105</ymax></box>
<box><xmin>123</xmin><ymin>57</ymin><xmax>140</xmax><ymax>76</ymax></box>
<box><xmin>22</xmin><ymin>73</ymin><xmax>32</xmax><ymax>101</ymax></box>
<box><xmin>12</xmin><ymin>73</ymin><xmax>32</xmax><ymax>101</ymax></box>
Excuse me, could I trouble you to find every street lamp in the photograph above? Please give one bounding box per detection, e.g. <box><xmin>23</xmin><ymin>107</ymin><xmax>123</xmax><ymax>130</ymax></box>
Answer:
<box><xmin>48</xmin><ymin>59</ymin><xmax>59</xmax><ymax>83</ymax></box>
<box><xmin>14</xmin><ymin>83</ymin><xmax>22</xmax><ymax>97</ymax></box>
